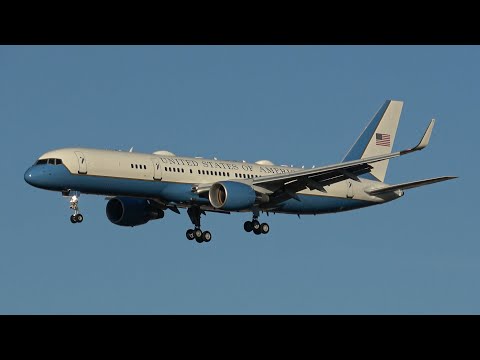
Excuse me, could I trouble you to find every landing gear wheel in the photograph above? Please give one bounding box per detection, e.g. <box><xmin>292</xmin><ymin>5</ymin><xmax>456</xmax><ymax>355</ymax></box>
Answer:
<box><xmin>202</xmin><ymin>231</ymin><xmax>212</xmax><ymax>242</ymax></box>
<box><xmin>253</xmin><ymin>227</ymin><xmax>262</xmax><ymax>235</ymax></box>
<box><xmin>252</xmin><ymin>220</ymin><xmax>260</xmax><ymax>231</ymax></box>
<box><xmin>186</xmin><ymin>229</ymin><xmax>195</xmax><ymax>240</ymax></box>
<box><xmin>68</xmin><ymin>193</ymin><xmax>83</xmax><ymax>224</ymax></box>
<box><xmin>194</xmin><ymin>228</ymin><xmax>203</xmax><ymax>240</ymax></box>
<box><xmin>261</xmin><ymin>223</ymin><xmax>269</xmax><ymax>234</ymax></box>
<box><xmin>187</xmin><ymin>207</ymin><xmax>213</xmax><ymax>244</ymax></box>
<box><xmin>244</xmin><ymin>221</ymin><xmax>253</xmax><ymax>232</ymax></box>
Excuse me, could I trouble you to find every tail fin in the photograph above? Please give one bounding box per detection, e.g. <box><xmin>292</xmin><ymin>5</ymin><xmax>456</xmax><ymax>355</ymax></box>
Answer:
<box><xmin>342</xmin><ymin>100</ymin><xmax>403</xmax><ymax>182</ymax></box>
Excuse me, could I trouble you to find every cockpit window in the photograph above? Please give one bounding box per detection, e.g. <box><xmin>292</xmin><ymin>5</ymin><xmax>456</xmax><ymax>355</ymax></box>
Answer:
<box><xmin>36</xmin><ymin>158</ymin><xmax>63</xmax><ymax>165</ymax></box>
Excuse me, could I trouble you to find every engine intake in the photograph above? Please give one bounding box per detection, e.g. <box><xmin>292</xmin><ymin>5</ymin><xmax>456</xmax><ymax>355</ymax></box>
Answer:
<box><xmin>106</xmin><ymin>197</ymin><xmax>164</xmax><ymax>227</ymax></box>
<box><xmin>209</xmin><ymin>181</ymin><xmax>262</xmax><ymax>211</ymax></box>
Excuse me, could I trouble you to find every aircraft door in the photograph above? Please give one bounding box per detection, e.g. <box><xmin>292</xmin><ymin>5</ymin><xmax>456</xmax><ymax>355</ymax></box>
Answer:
<box><xmin>74</xmin><ymin>151</ymin><xmax>87</xmax><ymax>174</ymax></box>
<box><xmin>346</xmin><ymin>179</ymin><xmax>354</xmax><ymax>198</ymax></box>
<box><xmin>151</xmin><ymin>158</ymin><xmax>162</xmax><ymax>180</ymax></box>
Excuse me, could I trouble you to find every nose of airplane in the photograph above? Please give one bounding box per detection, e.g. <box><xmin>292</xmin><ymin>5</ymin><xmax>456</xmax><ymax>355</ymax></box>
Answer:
<box><xmin>24</xmin><ymin>166</ymin><xmax>35</xmax><ymax>186</ymax></box>
<box><xmin>24</xmin><ymin>165</ymin><xmax>46</xmax><ymax>188</ymax></box>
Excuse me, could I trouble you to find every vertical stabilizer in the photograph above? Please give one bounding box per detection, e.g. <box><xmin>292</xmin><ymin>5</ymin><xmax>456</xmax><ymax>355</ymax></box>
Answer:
<box><xmin>342</xmin><ymin>100</ymin><xmax>403</xmax><ymax>182</ymax></box>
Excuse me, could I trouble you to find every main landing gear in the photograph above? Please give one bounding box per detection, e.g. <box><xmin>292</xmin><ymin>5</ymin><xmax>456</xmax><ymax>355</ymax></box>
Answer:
<box><xmin>69</xmin><ymin>194</ymin><xmax>84</xmax><ymax>224</ymax></box>
<box><xmin>186</xmin><ymin>206</ymin><xmax>212</xmax><ymax>243</ymax></box>
<box><xmin>244</xmin><ymin>213</ymin><xmax>269</xmax><ymax>235</ymax></box>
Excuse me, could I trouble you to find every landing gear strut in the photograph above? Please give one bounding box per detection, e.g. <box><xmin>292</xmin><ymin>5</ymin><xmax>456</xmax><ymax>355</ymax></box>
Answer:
<box><xmin>186</xmin><ymin>206</ymin><xmax>212</xmax><ymax>243</ymax></box>
<box><xmin>69</xmin><ymin>194</ymin><xmax>84</xmax><ymax>224</ymax></box>
<box><xmin>244</xmin><ymin>211</ymin><xmax>269</xmax><ymax>235</ymax></box>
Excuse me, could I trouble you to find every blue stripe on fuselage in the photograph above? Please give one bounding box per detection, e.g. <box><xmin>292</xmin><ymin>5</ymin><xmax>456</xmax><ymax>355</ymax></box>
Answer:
<box><xmin>25</xmin><ymin>164</ymin><xmax>375</xmax><ymax>214</ymax></box>
<box><xmin>276</xmin><ymin>194</ymin><xmax>373</xmax><ymax>214</ymax></box>
<box><xmin>24</xmin><ymin>164</ymin><xmax>210</xmax><ymax>204</ymax></box>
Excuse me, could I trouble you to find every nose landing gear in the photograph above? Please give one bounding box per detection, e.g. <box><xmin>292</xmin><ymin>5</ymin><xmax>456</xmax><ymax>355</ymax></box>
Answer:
<box><xmin>68</xmin><ymin>194</ymin><xmax>84</xmax><ymax>223</ymax></box>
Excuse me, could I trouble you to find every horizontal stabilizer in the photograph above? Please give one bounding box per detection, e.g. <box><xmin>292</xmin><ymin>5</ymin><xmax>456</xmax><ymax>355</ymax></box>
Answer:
<box><xmin>366</xmin><ymin>176</ymin><xmax>457</xmax><ymax>195</ymax></box>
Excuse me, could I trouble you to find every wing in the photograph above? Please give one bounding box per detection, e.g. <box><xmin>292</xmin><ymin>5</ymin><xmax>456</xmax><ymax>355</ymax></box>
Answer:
<box><xmin>249</xmin><ymin>119</ymin><xmax>436</xmax><ymax>201</ymax></box>
<box><xmin>192</xmin><ymin>120</ymin><xmax>435</xmax><ymax>202</ymax></box>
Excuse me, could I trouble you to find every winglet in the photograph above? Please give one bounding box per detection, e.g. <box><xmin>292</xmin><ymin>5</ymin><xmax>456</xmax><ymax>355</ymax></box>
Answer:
<box><xmin>401</xmin><ymin>119</ymin><xmax>435</xmax><ymax>154</ymax></box>
<box><xmin>415</xmin><ymin>119</ymin><xmax>435</xmax><ymax>150</ymax></box>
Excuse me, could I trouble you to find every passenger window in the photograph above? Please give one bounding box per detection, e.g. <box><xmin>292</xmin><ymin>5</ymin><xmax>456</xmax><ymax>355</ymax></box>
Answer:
<box><xmin>182</xmin><ymin>169</ymin><xmax>184</xmax><ymax>173</ymax></box>
<box><xmin>190</xmin><ymin>169</ymin><xmax>193</xmax><ymax>174</ymax></box>
<box><xmin>235</xmin><ymin>173</ymin><xmax>238</xmax><ymax>178</ymax></box>
<box><xmin>227</xmin><ymin>172</ymin><xmax>230</xmax><ymax>177</ymax></box>
<box><xmin>214</xmin><ymin>171</ymin><xmax>217</xmax><ymax>176</ymax></box>
<box><xmin>173</xmin><ymin>168</ymin><xmax>176</xmax><ymax>172</ymax></box>
<box><xmin>198</xmin><ymin>170</ymin><xmax>201</xmax><ymax>174</ymax></box>
<box><xmin>165</xmin><ymin>167</ymin><xmax>168</xmax><ymax>171</ymax></box>
<box><xmin>131</xmin><ymin>164</ymin><xmax>134</xmax><ymax>168</ymax></box>
<box><xmin>169</xmin><ymin>167</ymin><xmax>172</xmax><ymax>172</ymax></box>
<box><xmin>135</xmin><ymin>164</ymin><xmax>138</xmax><ymax>169</ymax></box>
<box><xmin>202</xmin><ymin>170</ymin><xmax>205</xmax><ymax>175</ymax></box>
<box><xmin>243</xmin><ymin>174</ymin><xmax>246</xmax><ymax>178</ymax></box>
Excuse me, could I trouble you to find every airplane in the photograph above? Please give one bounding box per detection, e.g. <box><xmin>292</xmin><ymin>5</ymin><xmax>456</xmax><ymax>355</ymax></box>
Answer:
<box><xmin>24</xmin><ymin>100</ymin><xmax>456</xmax><ymax>243</ymax></box>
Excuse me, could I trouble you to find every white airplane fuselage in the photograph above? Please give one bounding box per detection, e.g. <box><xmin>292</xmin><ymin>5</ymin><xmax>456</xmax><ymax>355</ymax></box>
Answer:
<box><xmin>24</xmin><ymin>147</ymin><xmax>399</xmax><ymax>216</ymax></box>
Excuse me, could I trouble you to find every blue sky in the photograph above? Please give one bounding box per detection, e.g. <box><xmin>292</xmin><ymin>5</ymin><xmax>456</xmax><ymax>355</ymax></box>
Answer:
<box><xmin>0</xmin><ymin>45</ymin><xmax>476</xmax><ymax>314</ymax></box>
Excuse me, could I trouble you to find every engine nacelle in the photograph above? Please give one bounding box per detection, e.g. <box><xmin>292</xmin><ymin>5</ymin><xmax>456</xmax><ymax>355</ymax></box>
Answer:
<box><xmin>106</xmin><ymin>197</ymin><xmax>164</xmax><ymax>227</ymax></box>
<box><xmin>208</xmin><ymin>181</ymin><xmax>257</xmax><ymax>211</ymax></box>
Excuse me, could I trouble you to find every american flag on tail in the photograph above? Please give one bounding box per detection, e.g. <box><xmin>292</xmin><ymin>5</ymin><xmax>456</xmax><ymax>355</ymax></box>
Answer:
<box><xmin>376</xmin><ymin>133</ymin><xmax>390</xmax><ymax>147</ymax></box>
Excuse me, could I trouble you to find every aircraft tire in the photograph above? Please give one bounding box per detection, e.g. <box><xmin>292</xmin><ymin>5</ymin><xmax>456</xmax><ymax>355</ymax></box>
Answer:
<box><xmin>202</xmin><ymin>231</ymin><xmax>212</xmax><ymax>242</ymax></box>
<box><xmin>261</xmin><ymin>223</ymin><xmax>269</xmax><ymax>234</ymax></box>
<box><xmin>186</xmin><ymin>229</ymin><xmax>195</xmax><ymax>240</ymax></box>
<box><xmin>244</xmin><ymin>221</ymin><xmax>253</xmax><ymax>232</ymax></box>
<box><xmin>194</xmin><ymin>228</ymin><xmax>203</xmax><ymax>240</ymax></box>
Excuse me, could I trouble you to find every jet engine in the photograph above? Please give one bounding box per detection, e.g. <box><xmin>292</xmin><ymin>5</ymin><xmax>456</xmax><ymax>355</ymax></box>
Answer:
<box><xmin>106</xmin><ymin>197</ymin><xmax>164</xmax><ymax>227</ymax></box>
<box><xmin>209</xmin><ymin>181</ymin><xmax>267</xmax><ymax>211</ymax></box>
